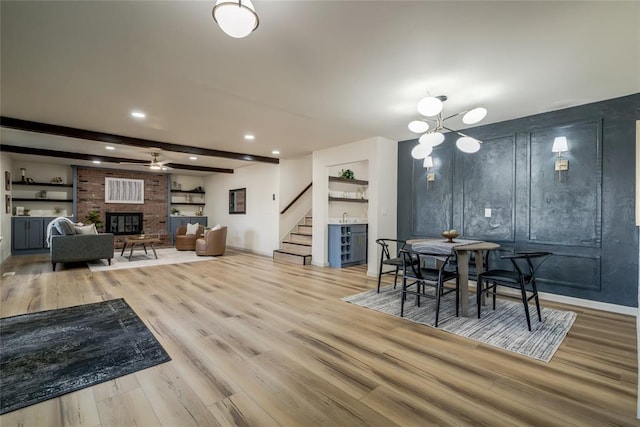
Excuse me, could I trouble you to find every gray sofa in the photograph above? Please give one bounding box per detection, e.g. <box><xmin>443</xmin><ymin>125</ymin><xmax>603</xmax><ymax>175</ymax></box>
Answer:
<box><xmin>50</xmin><ymin>228</ymin><xmax>115</xmax><ymax>271</ymax></box>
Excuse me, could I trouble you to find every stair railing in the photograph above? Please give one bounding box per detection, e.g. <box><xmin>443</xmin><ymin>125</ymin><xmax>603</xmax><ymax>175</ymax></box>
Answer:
<box><xmin>280</xmin><ymin>182</ymin><xmax>312</xmax><ymax>215</ymax></box>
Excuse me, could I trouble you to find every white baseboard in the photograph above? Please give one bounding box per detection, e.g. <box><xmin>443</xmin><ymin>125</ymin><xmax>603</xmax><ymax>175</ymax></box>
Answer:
<box><xmin>537</xmin><ymin>291</ymin><xmax>636</xmax><ymax>316</ymax></box>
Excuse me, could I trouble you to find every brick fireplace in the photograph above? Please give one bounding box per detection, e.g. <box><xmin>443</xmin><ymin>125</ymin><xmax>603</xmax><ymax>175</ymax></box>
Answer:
<box><xmin>76</xmin><ymin>167</ymin><xmax>169</xmax><ymax>248</ymax></box>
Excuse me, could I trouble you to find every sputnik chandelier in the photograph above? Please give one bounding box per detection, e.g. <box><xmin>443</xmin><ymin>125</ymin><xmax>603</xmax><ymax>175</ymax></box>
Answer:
<box><xmin>408</xmin><ymin>95</ymin><xmax>487</xmax><ymax>159</ymax></box>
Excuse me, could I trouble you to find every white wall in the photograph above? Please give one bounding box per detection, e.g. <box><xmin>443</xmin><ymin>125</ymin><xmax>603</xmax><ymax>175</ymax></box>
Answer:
<box><xmin>204</xmin><ymin>163</ymin><xmax>279</xmax><ymax>256</ymax></box>
<box><xmin>278</xmin><ymin>155</ymin><xmax>312</xmax><ymax>241</ymax></box>
<box><xmin>312</xmin><ymin>136</ymin><xmax>398</xmax><ymax>276</ymax></box>
<box><xmin>0</xmin><ymin>152</ymin><xmax>14</xmax><ymax>265</ymax></box>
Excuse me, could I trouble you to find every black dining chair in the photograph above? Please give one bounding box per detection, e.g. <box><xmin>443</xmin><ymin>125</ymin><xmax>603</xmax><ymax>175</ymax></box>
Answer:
<box><xmin>400</xmin><ymin>248</ymin><xmax>459</xmax><ymax>327</ymax></box>
<box><xmin>476</xmin><ymin>251</ymin><xmax>552</xmax><ymax>331</ymax></box>
<box><xmin>376</xmin><ymin>238</ymin><xmax>407</xmax><ymax>292</ymax></box>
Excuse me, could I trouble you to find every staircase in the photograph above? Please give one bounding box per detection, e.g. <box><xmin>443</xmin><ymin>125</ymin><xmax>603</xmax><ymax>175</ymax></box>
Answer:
<box><xmin>273</xmin><ymin>216</ymin><xmax>312</xmax><ymax>265</ymax></box>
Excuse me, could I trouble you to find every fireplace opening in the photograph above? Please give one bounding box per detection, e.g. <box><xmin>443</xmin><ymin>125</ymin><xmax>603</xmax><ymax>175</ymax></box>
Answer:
<box><xmin>105</xmin><ymin>212</ymin><xmax>143</xmax><ymax>235</ymax></box>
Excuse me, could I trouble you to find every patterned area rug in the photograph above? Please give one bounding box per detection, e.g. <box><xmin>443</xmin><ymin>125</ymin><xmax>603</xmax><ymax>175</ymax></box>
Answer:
<box><xmin>87</xmin><ymin>247</ymin><xmax>215</xmax><ymax>272</ymax></box>
<box><xmin>342</xmin><ymin>285</ymin><xmax>576</xmax><ymax>362</ymax></box>
<box><xmin>0</xmin><ymin>299</ymin><xmax>170</xmax><ymax>414</ymax></box>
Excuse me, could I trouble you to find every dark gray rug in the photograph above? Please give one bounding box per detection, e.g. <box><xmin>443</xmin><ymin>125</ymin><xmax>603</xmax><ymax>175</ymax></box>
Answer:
<box><xmin>0</xmin><ymin>298</ymin><xmax>170</xmax><ymax>414</ymax></box>
<box><xmin>343</xmin><ymin>285</ymin><xmax>576</xmax><ymax>362</ymax></box>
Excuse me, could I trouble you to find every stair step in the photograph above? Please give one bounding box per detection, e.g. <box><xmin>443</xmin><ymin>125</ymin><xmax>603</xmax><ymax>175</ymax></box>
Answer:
<box><xmin>290</xmin><ymin>233</ymin><xmax>312</xmax><ymax>244</ymax></box>
<box><xmin>304</xmin><ymin>216</ymin><xmax>313</xmax><ymax>226</ymax></box>
<box><xmin>281</xmin><ymin>241</ymin><xmax>312</xmax><ymax>254</ymax></box>
<box><xmin>297</xmin><ymin>224</ymin><xmax>312</xmax><ymax>233</ymax></box>
<box><xmin>281</xmin><ymin>243</ymin><xmax>312</xmax><ymax>255</ymax></box>
<box><xmin>273</xmin><ymin>250</ymin><xmax>311</xmax><ymax>265</ymax></box>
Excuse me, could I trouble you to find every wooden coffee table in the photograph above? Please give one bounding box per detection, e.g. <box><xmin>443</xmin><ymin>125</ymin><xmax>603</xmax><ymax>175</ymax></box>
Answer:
<box><xmin>121</xmin><ymin>236</ymin><xmax>161</xmax><ymax>261</ymax></box>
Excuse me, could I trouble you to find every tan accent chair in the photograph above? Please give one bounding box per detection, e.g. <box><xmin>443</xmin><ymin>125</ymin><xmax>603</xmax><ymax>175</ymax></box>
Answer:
<box><xmin>195</xmin><ymin>226</ymin><xmax>227</xmax><ymax>256</ymax></box>
<box><xmin>175</xmin><ymin>224</ymin><xmax>204</xmax><ymax>251</ymax></box>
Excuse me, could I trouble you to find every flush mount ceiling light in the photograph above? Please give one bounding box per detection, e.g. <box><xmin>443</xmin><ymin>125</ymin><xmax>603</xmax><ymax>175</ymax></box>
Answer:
<box><xmin>131</xmin><ymin>111</ymin><xmax>146</xmax><ymax>119</ymax></box>
<box><xmin>408</xmin><ymin>94</ymin><xmax>487</xmax><ymax>159</ymax></box>
<box><xmin>244</xmin><ymin>134</ymin><xmax>255</xmax><ymax>140</ymax></box>
<box><xmin>271</xmin><ymin>150</ymin><xmax>280</xmax><ymax>155</ymax></box>
<box><xmin>212</xmin><ymin>0</ymin><xmax>259</xmax><ymax>39</ymax></box>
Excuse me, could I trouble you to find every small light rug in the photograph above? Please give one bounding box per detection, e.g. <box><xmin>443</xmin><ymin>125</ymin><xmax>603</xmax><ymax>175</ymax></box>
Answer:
<box><xmin>87</xmin><ymin>247</ymin><xmax>215</xmax><ymax>272</ymax></box>
<box><xmin>0</xmin><ymin>299</ymin><xmax>171</xmax><ymax>414</ymax></box>
<box><xmin>342</xmin><ymin>285</ymin><xmax>576</xmax><ymax>362</ymax></box>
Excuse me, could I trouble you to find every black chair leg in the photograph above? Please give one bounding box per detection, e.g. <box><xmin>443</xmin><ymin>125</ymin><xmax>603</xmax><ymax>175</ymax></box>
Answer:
<box><xmin>393</xmin><ymin>267</ymin><xmax>399</xmax><ymax>289</ymax></box>
<box><xmin>455</xmin><ymin>276</ymin><xmax>459</xmax><ymax>318</ymax></box>
<box><xmin>492</xmin><ymin>282</ymin><xmax>497</xmax><ymax>310</ymax></box>
<box><xmin>531</xmin><ymin>279</ymin><xmax>542</xmax><ymax>322</ymax></box>
<box><xmin>400</xmin><ymin>277</ymin><xmax>407</xmax><ymax>317</ymax></box>
<box><xmin>377</xmin><ymin>260</ymin><xmax>384</xmax><ymax>293</ymax></box>
<box><xmin>519</xmin><ymin>280</ymin><xmax>532</xmax><ymax>331</ymax></box>
<box><xmin>477</xmin><ymin>277</ymin><xmax>482</xmax><ymax>319</ymax></box>
<box><xmin>434</xmin><ymin>280</ymin><xmax>442</xmax><ymax>327</ymax></box>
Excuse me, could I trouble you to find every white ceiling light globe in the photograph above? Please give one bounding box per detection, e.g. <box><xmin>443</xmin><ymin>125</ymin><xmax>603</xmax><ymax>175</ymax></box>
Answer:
<box><xmin>212</xmin><ymin>0</ymin><xmax>259</xmax><ymax>39</ymax></box>
<box><xmin>411</xmin><ymin>143</ymin><xmax>433</xmax><ymax>159</ymax></box>
<box><xmin>423</xmin><ymin>156</ymin><xmax>434</xmax><ymax>168</ymax></box>
<box><xmin>462</xmin><ymin>107</ymin><xmax>488</xmax><ymax>125</ymax></box>
<box><xmin>419</xmin><ymin>132</ymin><xmax>445</xmax><ymax>147</ymax></box>
<box><xmin>417</xmin><ymin>96</ymin><xmax>443</xmax><ymax>117</ymax></box>
<box><xmin>408</xmin><ymin>120</ymin><xmax>429</xmax><ymax>134</ymax></box>
<box><xmin>456</xmin><ymin>137</ymin><xmax>481</xmax><ymax>153</ymax></box>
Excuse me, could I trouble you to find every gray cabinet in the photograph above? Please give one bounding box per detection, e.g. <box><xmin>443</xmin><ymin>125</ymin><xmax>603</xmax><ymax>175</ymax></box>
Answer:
<box><xmin>11</xmin><ymin>216</ymin><xmax>75</xmax><ymax>255</ymax></box>
<box><xmin>169</xmin><ymin>216</ymin><xmax>208</xmax><ymax>245</ymax></box>
<box><xmin>328</xmin><ymin>224</ymin><xmax>367</xmax><ymax>268</ymax></box>
<box><xmin>12</xmin><ymin>217</ymin><xmax>44</xmax><ymax>253</ymax></box>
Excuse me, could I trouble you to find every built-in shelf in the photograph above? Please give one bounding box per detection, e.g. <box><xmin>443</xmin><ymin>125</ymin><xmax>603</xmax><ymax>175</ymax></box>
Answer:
<box><xmin>170</xmin><ymin>202</ymin><xmax>206</xmax><ymax>206</ymax></box>
<box><xmin>11</xmin><ymin>198</ymin><xmax>73</xmax><ymax>203</ymax></box>
<box><xmin>328</xmin><ymin>177</ymin><xmax>368</xmax><ymax>185</ymax></box>
<box><xmin>328</xmin><ymin>197</ymin><xmax>368</xmax><ymax>203</ymax></box>
<box><xmin>12</xmin><ymin>181</ymin><xmax>73</xmax><ymax>188</ymax></box>
<box><xmin>170</xmin><ymin>190</ymin><xmax>205</xmax><ymax>194</ymax></box>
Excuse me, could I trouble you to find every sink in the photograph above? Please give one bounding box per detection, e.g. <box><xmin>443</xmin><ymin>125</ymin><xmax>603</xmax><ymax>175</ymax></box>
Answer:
<box><xmin>328</xmin><ymin>218</ymin><xmax>368</xmax><ymax>224</ymax></box>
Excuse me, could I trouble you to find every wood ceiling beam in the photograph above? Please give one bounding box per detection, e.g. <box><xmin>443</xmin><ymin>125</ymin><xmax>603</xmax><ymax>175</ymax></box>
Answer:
<box><xmin>0</xmin><ymin>145</ymin><xmax>234</xmax><ymax>174</ymax></box>
<box><xmin>0</xmin><ymin>116</ymin><xmax>279</xmax><ymax>164</ymax></box>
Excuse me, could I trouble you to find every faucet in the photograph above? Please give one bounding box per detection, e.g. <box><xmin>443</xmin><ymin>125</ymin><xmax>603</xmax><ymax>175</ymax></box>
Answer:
<box><xmin>342</xmin><ymin>211</ymin><xmax>348</xmax><ymax>223</ymax></box>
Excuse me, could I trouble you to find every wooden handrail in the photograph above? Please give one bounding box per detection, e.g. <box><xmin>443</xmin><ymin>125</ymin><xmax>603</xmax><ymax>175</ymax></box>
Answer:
<box><xmin>280</xmin><ymin>182</ymin><xmax>312</xmax><ymax>215</ymax></box>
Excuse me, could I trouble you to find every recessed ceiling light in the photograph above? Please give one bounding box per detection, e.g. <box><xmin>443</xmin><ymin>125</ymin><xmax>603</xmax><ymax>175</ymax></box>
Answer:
<box><xmin>92</xmin><ymin>160</ymin><xmax>101</xmax><ymax>164</ymax></box>
<box><xmin>244</xmin><ymin>134</ymin><xmax>255</xmax><ymax>140</ymax></box>
<box><xmin>105</xmin><ymin>146</ymin><xmax>115</xmax><ymax>150</ymax></box>
<box><xmin>272</xmin><ymin>150</ymin><xmax>280</xmax><ymax>155</ymax></box>
<box><xmin>189</xmin><ymin>156</ymin><xmax>197</xmax><ymax>160</ymax></box>
<box><xmin>131</xmin><ymin>111</ymin><xmax>146</xmax><ymax>119</ymax></box>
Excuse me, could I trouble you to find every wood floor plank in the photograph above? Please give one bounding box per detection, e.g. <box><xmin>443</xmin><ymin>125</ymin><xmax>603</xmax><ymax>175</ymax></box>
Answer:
<box><xmin>95</xmin><ymin>387</ymin><xmax>161</xmax><ymax>427</ymax></box>
<box><xmin>0</xmin><ymin>249</ymin><xmax>637</xmax><ymax>426</ymax></box>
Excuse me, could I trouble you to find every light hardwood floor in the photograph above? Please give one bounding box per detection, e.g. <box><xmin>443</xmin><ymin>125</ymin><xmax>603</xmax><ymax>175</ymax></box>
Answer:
<box><xmin>0</xmin><ymin>250</ymin><xmax>637</xmax><ymax>426</ymax></box>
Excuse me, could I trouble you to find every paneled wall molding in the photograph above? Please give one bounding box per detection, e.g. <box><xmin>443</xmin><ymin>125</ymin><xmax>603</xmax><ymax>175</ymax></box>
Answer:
<box><xmin>526</xmin><ymin>119</ymin><xmax>603</xmax><ymax>248</ymax></box>
<box><xmin>398</xmin><ymin>94</ymin><xmax>639</xmax><ymax>307</ymax></box>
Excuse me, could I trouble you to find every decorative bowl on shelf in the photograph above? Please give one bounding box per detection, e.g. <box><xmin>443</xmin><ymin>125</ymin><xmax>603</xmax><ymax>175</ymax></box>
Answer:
<box><xmin>442</xmin><ymin>229</ymin><xmax>460</xmax><ymax>243</ymax></box>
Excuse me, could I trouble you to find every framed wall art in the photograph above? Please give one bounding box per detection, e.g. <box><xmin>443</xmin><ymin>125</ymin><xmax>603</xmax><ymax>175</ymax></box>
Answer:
<box><xmin>5</xmin><ymin>171</ymin><xmax>10</xmax><ymax>191</ymax></box>
<box><xmin>5</xmin><ymin>195</ymin><xmax>10</xmax><ymax>214</ymax></box>
<box><xmin>105</xmin><ymin>178</ymin><xmax>145</xmax><ymax>204</ymax></box>
<box><xmin>229</xmin><ymin>188</ymin><xmax>246</xmax><ymax>214</ymax></box>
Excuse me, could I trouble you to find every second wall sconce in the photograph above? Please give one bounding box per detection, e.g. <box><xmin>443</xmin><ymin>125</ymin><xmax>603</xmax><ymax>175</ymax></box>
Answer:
<box><xmin>423</xmin><ymin>156</ymin><xmax>435</xmax><ymax>190</ymax></box>
<box><xmin>552</xmin><ymin>136</ymin><xmax>569</xmax><ymax>182</ymax></box>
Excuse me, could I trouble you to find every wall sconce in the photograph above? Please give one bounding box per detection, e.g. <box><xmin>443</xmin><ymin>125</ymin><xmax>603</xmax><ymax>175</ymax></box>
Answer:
<box><xmin>552</xmin><ymin>136</ymin><xmax>569</xmax><ymax>182</ymax></box>
<box><xmin>423</xmin><ymin>156</ymin><xmax>435</xmax><ymax>190</ymax></box>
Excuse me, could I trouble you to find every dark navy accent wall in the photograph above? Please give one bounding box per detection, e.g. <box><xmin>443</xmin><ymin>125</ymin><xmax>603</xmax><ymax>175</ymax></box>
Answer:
<box><xmin>397</xmin><ymin>94</ymin><xmax>640</xmax><ymax>307</ymax></box>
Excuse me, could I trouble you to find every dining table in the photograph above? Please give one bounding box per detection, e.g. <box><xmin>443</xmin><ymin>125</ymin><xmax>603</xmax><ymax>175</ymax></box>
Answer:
<box><xmin>406</xmin><ymin>238</ymin><xmax>500</xmax><ymax>316</ymax></box>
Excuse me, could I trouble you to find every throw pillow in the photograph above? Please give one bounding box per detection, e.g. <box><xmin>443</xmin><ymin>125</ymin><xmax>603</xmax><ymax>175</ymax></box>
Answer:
<box><xmin>212</xmin><ymin>223</ymin><xmax>222</xmax><ymax>230</ymax></box>
<box><xmin>74</xmin><ymin>224</ymin><xmax>98</xmax><ymax>235</ymax></box>
<box><xmin>185</xmin><ymin>223</ymin><xmax>200</xmax><ymax>235</ymax></box>
<box><xmin>55</xmin><ymin>220</ymin><xmax>76</xmax><ymax>235</ymax></box>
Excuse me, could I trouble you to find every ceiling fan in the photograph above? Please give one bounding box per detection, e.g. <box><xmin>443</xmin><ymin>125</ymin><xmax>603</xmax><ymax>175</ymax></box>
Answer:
<box><xmin>120</xmin><ymin>152</ymin><xmax>172</xmax><ymax>170</ymax></box>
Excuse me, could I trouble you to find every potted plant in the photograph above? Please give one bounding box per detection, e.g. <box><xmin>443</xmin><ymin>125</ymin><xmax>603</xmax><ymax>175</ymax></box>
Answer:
<box><xmin>339</xmin><ymin>169</ymin><xmax>355</xmax><ymax>180</ymax></box>
<box><xmin>84</xmin><ymin>210</ymin><xmax>104</xmax><ymax>231</ymax></box>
